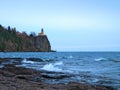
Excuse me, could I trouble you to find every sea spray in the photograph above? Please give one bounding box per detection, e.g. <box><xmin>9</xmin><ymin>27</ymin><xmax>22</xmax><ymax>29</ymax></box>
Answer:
<box><xmin>22</xmin><ymin>58</ymin><xmax>35</xmax><ymax>64</ymax></box>
<box><xmin>42</xmin><ymin>61</ymin><xmax>63</xmax><ymax>72</ymax></box>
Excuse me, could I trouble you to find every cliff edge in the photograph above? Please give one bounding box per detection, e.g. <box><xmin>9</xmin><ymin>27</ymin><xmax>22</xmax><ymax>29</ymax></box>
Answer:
<box><xmin>0</xmin><ymin>25</ymin><xmax>51</xmax><ymax>52</ymax></box>
<box><xmin>33</xmin><ymin>35</ymin><xmax>51</xmax><ymax>52</ymax></box>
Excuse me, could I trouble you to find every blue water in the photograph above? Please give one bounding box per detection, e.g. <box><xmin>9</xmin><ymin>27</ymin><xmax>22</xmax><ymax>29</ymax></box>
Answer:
<box><xmin>0</xmin><ymin>52</ymin><xmax>120</xmax><ymax>89</ymax></box>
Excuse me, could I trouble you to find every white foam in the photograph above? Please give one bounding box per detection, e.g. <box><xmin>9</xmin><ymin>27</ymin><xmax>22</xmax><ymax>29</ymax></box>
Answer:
<box><xmin>41</xmin><ymin>62</ymin><xmax>63</xmax><ymax>72</ymax></box>
<box><xmin>22</xmin><ymin>58</ymin><xmax>34</xmax><ymax>64</ymax></box>
<box><xmin>94</xmin><ymin>58</ymin><xmax>107</xmax><ymax>61</ymax></box>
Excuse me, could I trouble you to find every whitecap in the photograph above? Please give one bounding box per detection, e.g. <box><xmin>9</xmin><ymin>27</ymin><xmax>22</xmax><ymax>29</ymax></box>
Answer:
<box><xmin>22</xmin><ymin>58</ymin><xmax>35</xmax><ymax>64</ymax></box>
<box><xmin>94</xmin><ymin>58</ymin><xmax>107</xmax><ymax>61</ymax></box>
<box><xmin>41</xmin><ymin>62</ymin><xmax>63</xmax><ymax>72</ymax></box>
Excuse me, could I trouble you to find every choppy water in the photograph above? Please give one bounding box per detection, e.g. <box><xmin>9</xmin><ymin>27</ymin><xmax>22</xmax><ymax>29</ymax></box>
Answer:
<box><xmin>0</xmin><ymin>52</ymin><xmax>120</xmax><ymax>89</ymax></box>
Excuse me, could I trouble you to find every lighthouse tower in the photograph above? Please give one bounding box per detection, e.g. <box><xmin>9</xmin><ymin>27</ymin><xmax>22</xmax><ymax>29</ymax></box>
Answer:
<box><xmin>39</xmin><ymin>28</ymin><xmax>45</xmax><ymax>36</ymax></box>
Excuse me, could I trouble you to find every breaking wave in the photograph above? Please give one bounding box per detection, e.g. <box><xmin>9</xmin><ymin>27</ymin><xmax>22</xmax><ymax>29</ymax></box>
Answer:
<box><xmin>41</xmin><ymin>61</ymin><xmax>63</xmax><ymax>72</ymax></box>
<box><xmin>22</xmin><ymin>58</ymin><xmax>35</xmax><ymax>64</ymax></box>
<box><xmin>94</xmin><ymin>58</ymin><xmax>107</xmax><ymax>61</ymax></box>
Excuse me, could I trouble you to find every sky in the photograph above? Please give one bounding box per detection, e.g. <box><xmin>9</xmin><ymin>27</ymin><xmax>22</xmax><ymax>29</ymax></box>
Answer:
<box><xmin>0</xmin><ymin>0</ymin><xmax>120</xmax><ymax>51</ymax></box>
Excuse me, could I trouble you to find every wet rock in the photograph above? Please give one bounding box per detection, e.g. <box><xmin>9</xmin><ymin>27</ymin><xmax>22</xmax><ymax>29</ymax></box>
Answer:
<box><xmin>16</xmin><ymin>75</ymin><xmax>33</xmax><ymax>80</ymax></box>
<box><xmin>67</xmin><ymin>82</ymin><xmax>116</xmax><ymax>90</ymax></box>
<box><xmin>0</xmin><ymin>64</ymin><xmax>116</xmax><ymax>90</ymax></box>
<box><xmin>0</xmin><ymin>58</ymin><xmax>8</xmax><ymax>63</ymax></box>
<box><xmin>41</xmin><ymin>72</ymin><xmax>73</xmax><ymax>79</ymax></box>
<box><xmin>41</xmin><ymin>74</ymin><xmax>70</xmax><ymax>79</ymax></box>
<box><xmin>2</xmin><ymin>64</ymin><xmax>40</xmax><ymax>75</ymax></box>
<box><xmin>1</xmin><ymin>71</ymin><xmax>15</xmax><ymax>77</ymax></box>
<box><xmin>0</xmin><ymin>58</ymin><xmax>22</xmax><ymax>61</ymax></box>
<box><xmin>26</xmin><ymin>58</ymin><xmax>44</xmax><ymax>62</ymax></box>
<box><xmin>0</xmin><ymin>58</ymin><xmax>23</xmax><ymax>65</ymax></box>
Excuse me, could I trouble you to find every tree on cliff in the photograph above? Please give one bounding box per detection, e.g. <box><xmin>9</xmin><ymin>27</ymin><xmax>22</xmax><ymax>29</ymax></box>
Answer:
<box><xmin>0</xmin><ymin>24</ymin><xmax>51</xmax><ymax>52</ymax></box>
<box><xmin>29</xmin><ymin>32</ymin><xmax>36</xmax><ymax>37</ymax></box>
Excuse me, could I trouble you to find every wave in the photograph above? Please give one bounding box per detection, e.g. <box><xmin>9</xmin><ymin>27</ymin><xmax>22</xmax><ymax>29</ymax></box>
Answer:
<box><xmin>22</xmin><ymin>58</ymin><xmax>58</xmax><ymax>63</ymax></box>
<box><xmin>94</xmin><ymin>58</ymin><xmax>107</xmax><ymax>61</ymax></box>
<box><xmin>62</xmin><ymin>55</ymin><xmax>74</xmax><ymax>59</ymax></box>
<box><xmin>45</xmin><ymin>59</ymin><xmax>58</xmax><ymax>62</ymax></box>
<box><xmin>110</xmin><ymin>59</ymin><xmax>120</xmax><ymax>63</ymax></box>
<box><xmin>22</xmin><ymin>58</ymin><xmax>35</xmax><ymax>64</ymax></box>
<box><xmin>41</xmin><ymin>61</ymin><xmax>63</xmax><ymax>72</ymax></box>
<box><xmin>0</xmin><ymin>65</ymin><xmax>4</xmax><ymax>68</ymax></box>
<box><xmin>94</xmin><ymin>57</ymin><xmax>120</xmax><ymax>63</ymax></box>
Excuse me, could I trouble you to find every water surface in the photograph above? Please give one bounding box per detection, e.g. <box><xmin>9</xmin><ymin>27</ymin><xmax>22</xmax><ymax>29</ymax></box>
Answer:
<box><xmin>0</xmin><ymin>52</ymin><xmax>120</xmax><ymax>89</ymax></box>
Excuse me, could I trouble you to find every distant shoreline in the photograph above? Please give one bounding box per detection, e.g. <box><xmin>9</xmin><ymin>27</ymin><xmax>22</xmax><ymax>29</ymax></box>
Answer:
<box><xmin>0</xmin><ymin>24</ymin><xmax>52</xmax><ymax>52</ymax></box>
<box><xmin>1</xmin><ymin>51</ymin><xmax>120</xmax><ymax>53</ymax></box>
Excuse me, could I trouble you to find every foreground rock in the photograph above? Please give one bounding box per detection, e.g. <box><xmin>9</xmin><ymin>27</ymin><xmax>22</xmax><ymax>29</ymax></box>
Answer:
<box><xmin>0</xmin><ymin>64</ymin><xmax>115</xmax><ymax>90</ymax></box>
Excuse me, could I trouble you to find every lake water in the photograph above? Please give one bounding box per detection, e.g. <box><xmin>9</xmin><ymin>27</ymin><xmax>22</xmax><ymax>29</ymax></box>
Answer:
<box><xmin>0</xmin><ymin>52</ymin><xmax>120</xmax><ymax>89</ymax></box>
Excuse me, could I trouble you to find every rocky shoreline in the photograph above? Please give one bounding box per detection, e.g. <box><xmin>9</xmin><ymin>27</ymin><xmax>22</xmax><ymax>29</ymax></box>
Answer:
<box><xmin>0</xmin><ymin>58</ymin><xmax>116</xmax><ymax>90</ymax></box>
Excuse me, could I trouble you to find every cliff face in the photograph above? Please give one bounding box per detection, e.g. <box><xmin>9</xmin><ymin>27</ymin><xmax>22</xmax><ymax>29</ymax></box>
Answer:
<box><xmin>0</xmin><ymin>25</ymin><xmax>51</xmax><ymax>52</ymax></box>
<box><xmin>34</xmin><ymin>36</ymin><xmax>51</xmax><ymax>52</ymax></box>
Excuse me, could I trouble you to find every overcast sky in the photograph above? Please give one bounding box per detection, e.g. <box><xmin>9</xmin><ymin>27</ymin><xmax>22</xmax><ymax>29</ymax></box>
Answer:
<box><xmin>0</xmin><ymin>0</ymin><xmax>120</xmax><ymax>51</ymax></box>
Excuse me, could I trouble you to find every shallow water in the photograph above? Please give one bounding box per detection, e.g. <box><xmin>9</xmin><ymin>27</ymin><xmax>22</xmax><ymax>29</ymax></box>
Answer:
<box><xmin>0</xmin><ymin>52</ymin><xmax>120</xmax><ymax>89</ymax></box>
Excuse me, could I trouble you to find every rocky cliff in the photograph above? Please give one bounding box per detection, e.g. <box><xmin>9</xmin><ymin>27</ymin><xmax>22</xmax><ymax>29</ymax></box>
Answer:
<box><xmin>0</xmin><ymin>24</ymin><xmax>51</xmax><ymax>52</ymax></box>
<box><xmin>33</xmin><ymin>35</ymin><xmax>51</xmax><ymax>52</ymax></box>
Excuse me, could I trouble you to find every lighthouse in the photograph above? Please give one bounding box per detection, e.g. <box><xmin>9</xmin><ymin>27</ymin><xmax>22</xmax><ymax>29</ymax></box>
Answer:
<box><xmin>39</xmin><ymin>28</ymin><xmax>45</xmax><ymax>36</ymax></box>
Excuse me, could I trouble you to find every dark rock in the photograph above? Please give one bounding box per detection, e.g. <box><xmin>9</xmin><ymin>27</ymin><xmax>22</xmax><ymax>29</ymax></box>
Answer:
<box><xmin>0</xmin><ymin>64</ymin><xmax>116</xmax><ymax>90</ymax></box>
<box><xmin>67</xmin><ymin>82</ymin><xmax>116</xmax><ymax>90</ymax></box>
<box><xmin>41</xmin><ymin>73</ymin><xmax>72</xmax><ymax>79</ymax></box>
<box><xmin>0</xmin><ymin>70</ymin><xmax>15</xmax><ymax>77</ymax></box>
<box><xmin>16</xmin><ymin>75</ymin><xmax>27</xmax><ymax>79</ymax></box>
<box><xmin>26</xmin><ymin>58</ymin><xmax>44</xmax><ymax>62</ymax></box>
<box><xmin>16</xmin><ymin>75</ymin><xmax>33</xmax><ymax>80</ymax></box>
<box><xmin>2</xmin><ymin>64</ymin><xmax>40</xmax><ymax>75</ymax></box>
<box><xmin>0</xmin><ymin>58</ymin><xmax>23</xmax><ymax>64</ymax></box>
<box><xmin>33</xmin><ymin>35</ymin><xmax>51</xmax><ymax>52</ymax></box>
